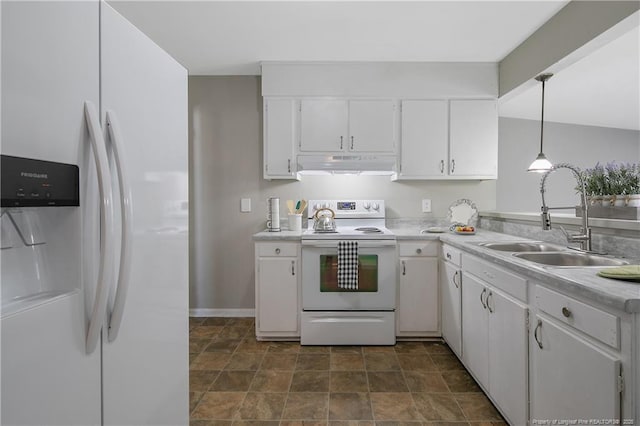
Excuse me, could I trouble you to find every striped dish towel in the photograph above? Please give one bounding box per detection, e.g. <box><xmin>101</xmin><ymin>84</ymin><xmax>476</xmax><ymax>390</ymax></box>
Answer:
<box><xmin>338</xmin><ymin>241</ymin><xmax>359</xmax><ymax>290</ymax></box>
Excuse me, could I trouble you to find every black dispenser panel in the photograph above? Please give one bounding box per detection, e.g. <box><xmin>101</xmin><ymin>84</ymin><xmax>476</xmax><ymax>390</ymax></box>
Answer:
<box><xmin>1</xmin><ymin>155</ymin><xmax>79</xmax><ymax>207</ymax></box>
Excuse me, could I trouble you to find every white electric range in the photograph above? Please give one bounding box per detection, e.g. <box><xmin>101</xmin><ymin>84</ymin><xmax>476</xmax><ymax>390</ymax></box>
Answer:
<box><xmin>301</xmin><ymin>200</ymin><xmax>397</xmax><ymax>345</ymax></box>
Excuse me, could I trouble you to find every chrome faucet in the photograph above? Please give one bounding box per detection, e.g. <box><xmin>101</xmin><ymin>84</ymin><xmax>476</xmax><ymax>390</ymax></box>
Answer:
<box><xmin>539</xmin><ymin>163</ymin><xmax>592</xmax><ymax>252</ymax></box>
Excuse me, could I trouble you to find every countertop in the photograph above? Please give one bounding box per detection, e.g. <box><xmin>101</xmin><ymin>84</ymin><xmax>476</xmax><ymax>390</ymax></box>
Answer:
<box><xmin>253</xmin><ymin>227</ymin><xmax>640</xmax><ymax>313</ymax></box>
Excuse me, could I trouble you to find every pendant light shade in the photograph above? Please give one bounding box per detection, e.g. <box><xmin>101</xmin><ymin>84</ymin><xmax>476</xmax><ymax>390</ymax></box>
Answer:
<box><xmin>527</xmin><ymin>73</ymin><xmax>554</xmax><ymax>173</ymax></box>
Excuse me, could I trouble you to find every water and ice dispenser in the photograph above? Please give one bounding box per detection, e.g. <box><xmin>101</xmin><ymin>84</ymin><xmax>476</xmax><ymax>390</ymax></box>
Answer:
<box><xmin>1</xmin><ymin>155</ymin><xmax>80</xmax><ymax>316</ymax></box>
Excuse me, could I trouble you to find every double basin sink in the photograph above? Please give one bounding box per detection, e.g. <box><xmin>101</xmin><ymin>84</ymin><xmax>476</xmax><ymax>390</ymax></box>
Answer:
<box><xmin>476</xmin><ymin>241</ymin><xmax>628</xmax><ymax>268</ymax></box>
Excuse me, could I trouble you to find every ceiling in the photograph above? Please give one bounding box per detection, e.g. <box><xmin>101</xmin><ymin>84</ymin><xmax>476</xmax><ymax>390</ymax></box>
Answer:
<box><xmin>109</xmin><ymin>1</ymin><xmax>639</xmax><ymax>131</ymax></box>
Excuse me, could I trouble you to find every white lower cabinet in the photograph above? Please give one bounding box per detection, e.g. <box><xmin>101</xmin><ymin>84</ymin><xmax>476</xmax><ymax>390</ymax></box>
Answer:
<box><xmin>397</xmin><ymin>242</ymin><xmax>439</xmax><ymax>337</ymax></box>
<box><xmin>439</xmin><ymin>258</ymin><xmax>461</xmax><ymax>357</ymax></box>
<box><xmin>255</xmin><ymin>242</ymin><xmax>300</xmax><ymax>338</ymax></box>
<box><xmin>462</xmin><ymin>260</ymin><xmax>528</xmax><ymax>426</ymax></box>
<box><xmin>531</xmin><ymin>285</ymin><xmax>623</xmax><ymax>423</ymax></box>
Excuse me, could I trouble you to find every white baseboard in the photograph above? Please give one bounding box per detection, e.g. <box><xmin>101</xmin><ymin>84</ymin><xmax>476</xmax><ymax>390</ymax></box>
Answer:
<box><xmin>190</xmin><ymin>308</ymin><xmax>255</xmax><ymax>318</ymax></box>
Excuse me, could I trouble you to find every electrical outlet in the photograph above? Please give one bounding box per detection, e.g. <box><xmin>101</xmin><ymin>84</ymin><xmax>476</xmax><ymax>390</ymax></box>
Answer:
<box><xmin>240</xmin><ymin>198</ymin><xmax>251</xmax><ymax>213</ymax></box>
<box><xmin>422</xmin><ymin>199</ymin><xmax>432</xmax><ymax>213</ymax></box>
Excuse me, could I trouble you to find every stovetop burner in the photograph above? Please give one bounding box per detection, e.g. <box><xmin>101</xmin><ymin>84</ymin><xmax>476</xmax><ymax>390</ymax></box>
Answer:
<box><xmin>354</xmin><ymin>227</ymin><xmax>383</xmax><ymax>234</ymax></box>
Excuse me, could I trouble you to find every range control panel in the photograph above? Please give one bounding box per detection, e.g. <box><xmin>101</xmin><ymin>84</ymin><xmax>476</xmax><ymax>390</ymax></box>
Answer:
<box><xmin>308</xmin><ymin>200</ymin><xmax>385</xmax><ymax>219</ymax></box>
<box><xmin>1</xmin><ymin>155</ymin><xmax>79</xmax><ymax>207</ymax></box>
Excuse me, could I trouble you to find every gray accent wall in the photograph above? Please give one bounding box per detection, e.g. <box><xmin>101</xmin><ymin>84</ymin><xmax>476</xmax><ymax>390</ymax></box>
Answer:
<box><xmin>497</xmin><ymin>117</ymin><xmax>640</xmax><ymax>213</ymax></box>
<box><xmin>189</xmin><ymin>76</ymin><xmax>496</xmax><ymax>311</ymax></box>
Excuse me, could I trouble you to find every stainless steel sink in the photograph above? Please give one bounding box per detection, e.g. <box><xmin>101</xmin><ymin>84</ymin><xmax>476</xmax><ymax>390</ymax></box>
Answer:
<box><xmin>513</xmin><ymin>252</ymin><xmax>629</xmax><ymax>267</ymax></box>
<box><xmin>477</xmin><ymin>241</ymin><xmax>564</xmax><ymax>253</ymax></box>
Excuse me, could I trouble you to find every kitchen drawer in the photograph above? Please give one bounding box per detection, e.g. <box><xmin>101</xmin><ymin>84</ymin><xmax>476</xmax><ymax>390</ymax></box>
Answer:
<box><xmin>464</xmin><ymin>255</ymin><xmax>527</xmax><ymax>302</ymax></box>
<box><xmin>399</xmin><ymin>241</ymin><xmax>438</xmax><ymax>257</ymax></box>
<box><xmin>441</xmin><ymin>244</ymin><xmax>462</xmax><ymax>267</ymax></box>
<box><xmin>536</xmin><ymin>285</ymin><xmax>619</xmax><ymax>349</ymax></box>
<box><xmin>257</xmin><ymin>242</ymin><xmax>299</xmax><ymax>257</ymax></box>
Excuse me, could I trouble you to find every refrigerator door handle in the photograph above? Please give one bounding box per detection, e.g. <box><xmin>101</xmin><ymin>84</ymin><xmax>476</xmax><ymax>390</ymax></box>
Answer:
<box><xmin>84</xmin><ymin>101</ymin><xmax>115</xmax><ymax>355</ymax></box>
<box><xmin>105</xmin><ymin>110</ymin><xmax>133</xmax><ymax>343</ymax></box>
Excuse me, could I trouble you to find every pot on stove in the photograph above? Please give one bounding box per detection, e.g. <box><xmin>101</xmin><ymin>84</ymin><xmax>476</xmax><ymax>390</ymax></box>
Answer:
<box><xmin>313</xmin><ymin>208</ymin><xmax>337</xmax><ymax>232</ymax></box>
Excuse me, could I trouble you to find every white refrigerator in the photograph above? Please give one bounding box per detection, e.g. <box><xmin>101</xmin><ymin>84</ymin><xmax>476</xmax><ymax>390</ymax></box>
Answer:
<box><xmin>1</xmin><ymin>1</ymin><xmax>189</xmax><ymax>425</ymax></box>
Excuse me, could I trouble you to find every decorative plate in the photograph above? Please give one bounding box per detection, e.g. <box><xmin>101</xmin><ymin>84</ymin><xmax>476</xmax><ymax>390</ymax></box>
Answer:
<box><xmin>446</xmin><ymin>199</ymin><xmax>479</xmax><ymax>227</ymax></box>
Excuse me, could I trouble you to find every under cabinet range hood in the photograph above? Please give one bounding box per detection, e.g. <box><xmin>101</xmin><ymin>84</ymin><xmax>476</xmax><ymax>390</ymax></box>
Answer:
<box><xmin>296</xmin><ymin>154</ymin><xmax>397</xmax><ymax>175</ymax></box>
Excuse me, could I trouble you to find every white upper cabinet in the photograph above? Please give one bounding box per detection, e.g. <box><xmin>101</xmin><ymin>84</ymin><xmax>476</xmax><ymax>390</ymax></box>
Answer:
<box><xmin>264</xmin><ymin>99</ymin><xmax>297</xmax><ymax>179</ymax></box>
<box><xmin>449</xmin><ymin>99</ymin><xmax>498</xmax><ymax>177</ymax></box>
<box><xmin>399</xmin><ymin>100</ymin><xmax>448</xmax><ymax>178</ymax></box>
<box><xmin>398</xmin><ymin>99</ymin><xmax>497</xmax><ymax>180</ymax></box>
<box><xmin>300</xmin><ymin>99</ymin><xmax>395</xmax><ymax>153</ymax></box>
<box><xmin>348</xmin><ymin>100</ymin><xmax>396</xmax><ymax>153</ymax></box>
<box><xmin>300</xmin><ymin>100</ymin><xmax>348</xmax><ymax>152</ymax></box>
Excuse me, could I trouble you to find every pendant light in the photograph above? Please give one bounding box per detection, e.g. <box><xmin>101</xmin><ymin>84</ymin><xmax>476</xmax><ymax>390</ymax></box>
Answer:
<box><xmin>527</xmin><ymin>73</ymin><xmax>554</xmax><ymax>173</ymax></box>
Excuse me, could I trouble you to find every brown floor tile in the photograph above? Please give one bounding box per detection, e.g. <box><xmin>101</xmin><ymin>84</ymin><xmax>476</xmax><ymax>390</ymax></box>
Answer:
<box><xmin>261</xmin><ymin>353</ymin><xmax>298</xmax><ymax>370</ymax></box>
<box><xmin>300</xmin><ymin>346</ymin><xmax>330</xmax><ymax>353</ymax></box>
<box><xmin>467</xmin><ymin>422</ymin><xmax>506</xmax><ymax>425</ymax></box>
<box><xmin>367</xmin><ymin>372</ymin><xmax>408</xmax><ymax>392</ymax></box>
<box><xmin>191</xmin><ymin>391</ymin><xmax>204</xmax><ymax>413</ymax></box>
<box><xmin>191</xmin><ymin>326</ymin><xmax>224</xmax><ymax>339</ymax></box>
<box><xmin>290</xmin><ymin>371</ymin><xmax>330</xmax><ymax>392</ymax></box>
<box><xmin>363</xmin><ymin>346</ymin><xmax>395</xmax><ymax>353</ymax></box>
<box><xmin>330</xmin><ymin>353</ymin><xmax>364</xmax><ymax>370</ymax></box>
<box><xmin>232</xmin><ymin>421</ymin><xmax>280</xmax><ymax>426</ymax></box>
<box><xmin>236</xmin><ymin>337</ymin><xmax>270</xmax><ymax>353</ymax></box>
<box><xmin>203</xmin><ymin>318</ymin><xmax>229</xmax><ymax>326</ymax></box>
<box><xmin>219</xmin><ymin>326</ymin><xmax>252</xmax><ymax>340</ymax></box>
<box><xmin>375</xmin><ymin>422</ymin><xmax>424</xmax><ymax>426</ymax></box>
<box><xmin>191</xmin><ymin>392</ymin><xmax>246</xmax><ymax>419</ymax></box>
<box><xmin>190</xmin><ymin>370</ymin><xmax>221</xmax><ymax>392</ymax></box>
<box><xmin>412</xmin><ymin>393</ymin><xmax>466</xmax><ymax>422</ymax></box>
<box><xmin>250</xmin><ymin>370</ymin><xmax>293</xmax><ymax>392</ymax></box>
<box><xmin>296</xmin><ymin>354</ymin><xmax>330</xmax><ymax>370</ymax></box>
<box><xmin>441</xmin><ymin>371</ymin><xmax>481</xmax><ymax>393</ymax></box>
<box><xmin>190</xmin><ymin>353</ymin><xmax>199</xmax><ymax>365</ymax></box>
<box><xmin>453</xmin><ymin>393</ymin><xmax>503</xmax><ymax>422</ymax></box>
<box><xmin>281</xmin><ymin>422</ymin><xmax>329</xmax><ymax>426</ymax></box>
<box><xmin>282</xmin><ymin>392</ymin><xmax>329</xmax><ymax>420</ymax></box>
<box><xmin>394</xmin><ymin>342</ymin><xmax>428</xmax><ymax>354</ymax></box>
<box><xmin>329</xmin><ymin>422</ymin><xmax>374</xmax><ymax>426</ymax></box>
<box><xmin>425</xmin><ymin>422</ymin><xmax>469</xmax><ymax>426</ymax></box>
<box><xmin>211</xmin><ymin>371</ymin><xmax>256</xmax><ymax>392</ymax></box>
<box><xmin>226</xmin><ymin>317</ymin><xmax>255</xmax><ymax>327</ymax></box>
<box><xmin>205</xmin><ymin>338</ymin><xmax>243</xmax><ymax>353</ymax></box>
<box><xmin>191</xmin><ymin>421</ymin><xmax>233</xmax><ymax>426</ymax></box>
<box><xmin>369</xmin><ymin>392</ymin><xmax>422</xmax><ymax>421</ymax></box>
<box><xmin>225</xmin><ymin>353</ymin><xmax>264</xmax><ymax>371</ymax></box>
<box><xmin>330</xmin><ymin>371</ymin><xmax>369</xmax><ymax>392</ymax></box>
<box><xmin>423</xmin><ymin>342</ymin><xmax>453</xmax><ymax>355</ymax></box>
<box><xmin>404</xmin><ymin>371</ymin><xmax>449</xmax><ymax>393</ymax></box>
<box><xmin>235</xmin><ymin>392</ymin><xmax>287</xmax><ymax>420</ymax></box>
<box><xmin>329</xmin><ymin>392</ymin><xmax>373</xmax><ymax>421</ymax></box>
<box><xmin>191</xmin><ymin>353</ymin><xmax>232</xmax><ymax>370</ymax></box>
<box><xmin>191</xmin><ymin>338</ymin><xmax>212</xmax><ymax>354</ymax></box>
<box><xmin>363</xmin><ymin>353</ymin><xmax>400</xmax><ymax>371</ymax></box>
<box><xmin>397</xmin><ymin>354</ymin><xmax>437</xmax><ymax>371</ymax></box>
<box><xmin>432</xmin><ymin>354</ymin><xmax>465</xmax><ymax>371</ymax></box>
<box><xmin>331</xmin><ymin>346</ymin><xmax>363</xmax><ymax>354</ymax></box>
<box><xmin>268</xmin><ymin>342</ymin><xmax>300</xmax><ymax>353</ymax></box>
<box><xmin>190</xmin><ymin>317</ymin><xmax>207</xmax><ymax>326</ymax></box>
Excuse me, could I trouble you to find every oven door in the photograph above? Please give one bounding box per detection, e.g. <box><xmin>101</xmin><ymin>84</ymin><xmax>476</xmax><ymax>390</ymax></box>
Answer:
<box><xmin>301</xmin><ymin>240</ymin><xmax>396</xmax><ymax>310</ymax></box>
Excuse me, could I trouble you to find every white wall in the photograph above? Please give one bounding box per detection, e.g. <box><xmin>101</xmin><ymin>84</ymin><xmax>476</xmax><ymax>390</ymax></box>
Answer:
<box><xmin>190</xmin><ymin>76</ymin><xmax>496</xmax><ymax>311</ymax></box>
<box><xmin>497</xmin><ymin>117</ymin><xmax>640</xmax><ymax>212</ymax></box>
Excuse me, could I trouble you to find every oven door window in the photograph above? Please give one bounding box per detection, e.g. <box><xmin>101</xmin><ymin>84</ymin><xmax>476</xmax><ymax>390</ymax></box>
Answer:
<box><xmin>319</xmin><ymin>255</ymin><xmax>378</xmax><ymax>292</ymax></box>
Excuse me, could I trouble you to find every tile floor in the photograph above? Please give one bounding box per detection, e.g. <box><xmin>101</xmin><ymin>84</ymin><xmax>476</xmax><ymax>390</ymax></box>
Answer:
<box><xmin>189</xmin><ymin>317</ymin><xmax>506</xmax><ymax>425</ymax></box>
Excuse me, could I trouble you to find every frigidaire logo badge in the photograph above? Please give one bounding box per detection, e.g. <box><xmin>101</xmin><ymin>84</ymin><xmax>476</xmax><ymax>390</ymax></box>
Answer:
<box><xmin>21</xmin><ymin>172</ymin><xmax>48</xmax><ymax>179</ymax></box>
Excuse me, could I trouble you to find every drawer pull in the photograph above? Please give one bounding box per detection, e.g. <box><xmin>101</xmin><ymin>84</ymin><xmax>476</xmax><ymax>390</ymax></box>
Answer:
<box><xmin>487</xmin><ymin>291</ymin><xmax>494</xmax><ymax>313</ymax></box>
<box><xmin>534</xmin><ymin>320</ymin><xmax>543</xmax><ymax>349</ymax></box>
<box><xmin>416</xmin><ymin>248</ymin><xmax>422</xmax><ymax>254</ymax></box>
<box><xmin>452</xmin><ymin>271</ymin><xmax>460</xmax><ymax>289</ymax></box>
<box><xmin>275</xmin><ymin>248</ymin><xmax>281</xmax><ymax>254</ymax></box>
<box><xmin>562</xmin><ymin>307</ymin><xmax>572</xmax><ymax>318</ymax></box>
<box><xmin>291</xmin><ymin>260</ymin><xmax>295</xmax><ymax>276</ymax></box>
<box><xmin>446</xmin><ymin>253</ymin><xmax>452</xmax><ymax>260</ymax></box>
<box><xmin>480</xmin><ymin>288</ymin><xmax>487</xmax><ymax>309</ymax></box>
<box><xmin>401</xmin><ymin>260</ymin><xmax>406</xmax><ymax>276</ymax></box>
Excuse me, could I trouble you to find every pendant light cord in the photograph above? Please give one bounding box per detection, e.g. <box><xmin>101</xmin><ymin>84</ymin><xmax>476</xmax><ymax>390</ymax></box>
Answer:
<box><xmin>539</xmin><ymin>78</ymin><xmax>545</xmax><ymax>153</ymax></box>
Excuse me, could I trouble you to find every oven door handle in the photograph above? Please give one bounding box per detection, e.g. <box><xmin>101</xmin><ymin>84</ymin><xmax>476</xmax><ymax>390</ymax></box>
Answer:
<box><xmin>302</xmin><ymin>241</ymin><xmax>396</xmax><ymax>248</ymax></box>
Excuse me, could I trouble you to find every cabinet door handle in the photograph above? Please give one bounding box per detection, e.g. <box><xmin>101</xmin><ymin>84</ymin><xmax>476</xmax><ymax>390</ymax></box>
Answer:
<box><xmin>534</xmin><ymin>319</ymin><xmax>543</xmax><ymax>349</ymax></box>
<box><xmin>452</xmin><ymin>270</ymin><xmax>460</xmax><ymax>289</ymax></box>
<box><xmin>340</xmin><ymin>136</ymin><xmax>343</xmax><ymax>150</ymax></box>
<box><xmin>275</xmin><ymin>248</ymin><xmax>281</xmax><ymax>254</ymax></box>
<box><xmin>416</xmin><ymin>248</ymin><xmax>422</xmax><ymax>254</ymax></box>
<box><xmin>450</xmin><ymin>159</ymin><xmax>456</xmax><ymax>174</ymax></box>
<box><xmin>562</xmin><ymin>307</ymin><xmax>572</xmax><ymax>318</ymax></box>
<box><xmin>401</xmin><ymin>260</ymin><xmax>406</xmax><ymax>276</ymax></box>
<box><xmin>350</xmin><ymin>136</ymin><xmax>354</xmax><ymax>150</ymax></box>
<box><xmin>446</xmin><ymin>253</ymin><xmax>452</xmax><ymax>260</ymax></box>
<box><xmin>440</xmin><ymin>160</ymin><xmax>445</xmax><ymax>174</ymax></box>
<box><xmin>287</xmin><ymin>159</ymin><xmax>291</xmax><ymax>173</ymax></box>
<box><xmin>487</xmin><ymin>291</ymin><xmax>494</xmax><ymax>313</ymax></box>
<box><xmin>291</xmin><ymin>260</ymin><xmax>295</xmax><ymax>276</ymax></box>
<box><xmin>480</xmin><ymin>288</ymin><xmax>487</xmax><ymax>309</ymax></box>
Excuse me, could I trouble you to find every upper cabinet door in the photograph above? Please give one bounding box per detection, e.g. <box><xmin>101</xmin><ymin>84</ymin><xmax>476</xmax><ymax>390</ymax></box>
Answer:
<box><xmin>264</xmin><ymin>99</ymin><xmax>296</xmax><ymax>179</ymax></box>
<box><xmin>300</xmin><ymin>100</ymin><xmax>348</xmax><ymax>152</ymax></box>
<box><xmin>348</xmin><ymin>100</ymin><xmax>396</xmax><ymax>153</ymax></box>
<box><xmin>449</xmin><ymin>100</ymin><xmax>498</xmax><ymax>177</ymax></box>
<box><xmin>399</xmin><ymin>100</ymin><xmax>448</xmax><ymax>177</ymax></box>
